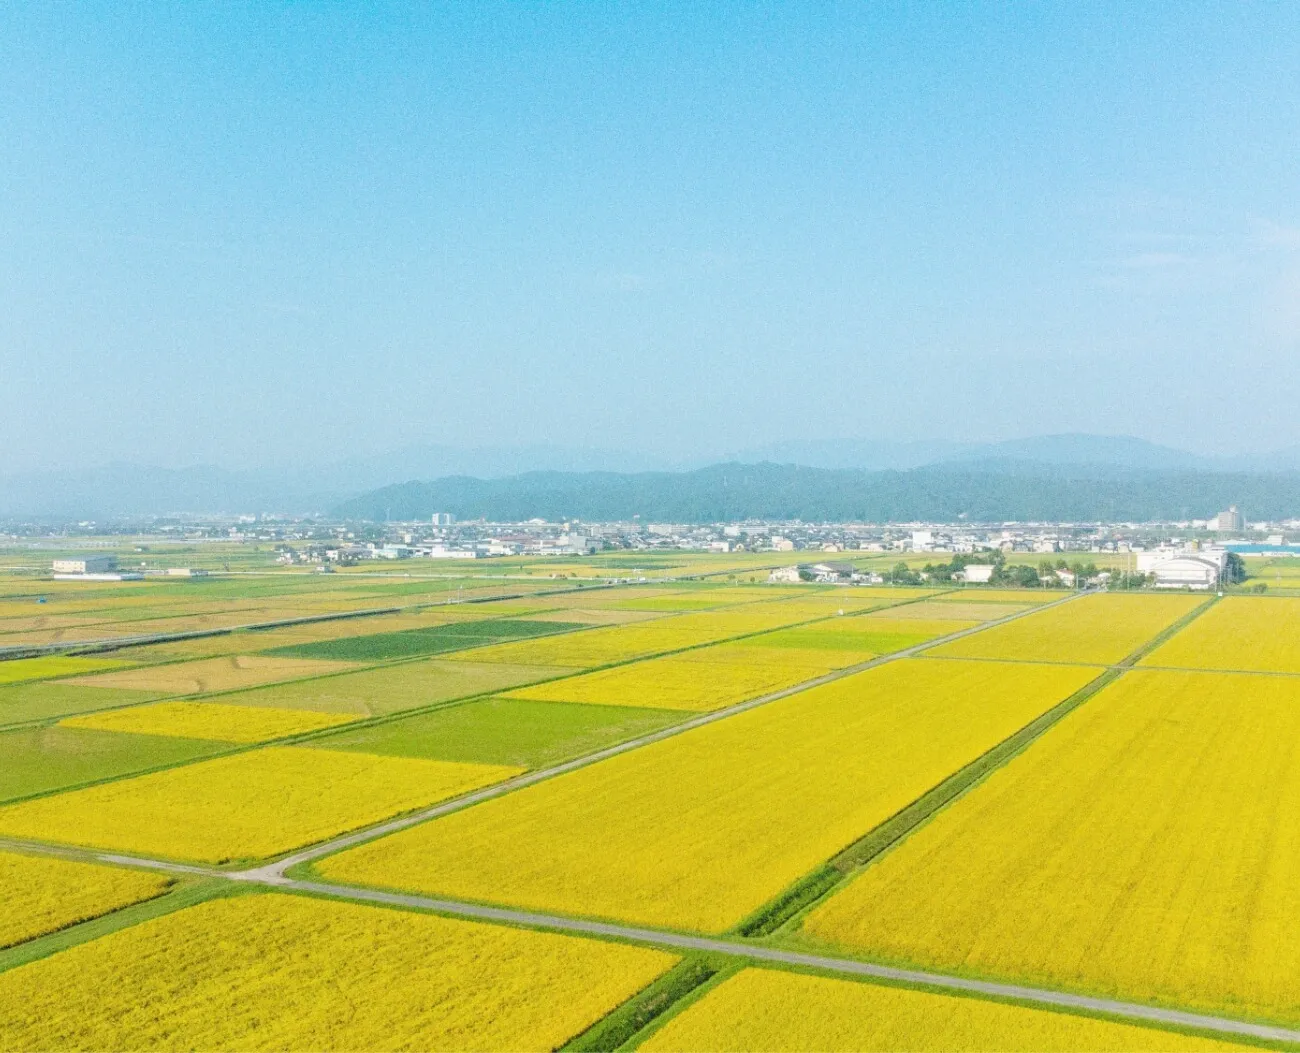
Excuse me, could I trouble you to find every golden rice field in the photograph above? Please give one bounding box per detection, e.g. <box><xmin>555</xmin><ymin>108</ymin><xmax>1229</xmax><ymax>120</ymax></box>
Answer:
<box><xmin>1141</xmin><ymin>596</ymin><xmax>1300</xmax><ymax>673</ymax></box>
<box><xmin>503</xmin><ymin>655</ymin><xmax>833</xmax><ymax>712</ymax></box>
<box><xmin>0</xmin><ymin>893</ymin><xmax>677</xmax><ymax>1051</ymax></box>
<box><xmin>928</xmin><ymin>592</ymin><xmax>1204</xmax><ymax>665</ymax></box>
<box><xmin>0</xmin><ymin>656</ymin><xmax>128</xmax><ymax>686</ymax></box>
<box><xmin>0</xmin><ymin>850</ymin><xmax>170</xmax><ymax>950</ymax></box>
<box><xmin>800</xmin><ymin>669</ymin><xmax>1300</xmax><ymax>1026</ymax></box>
<box><xmin>68</xmin><ymin>655</ymin><xmax>358</xmax><ymax>696</ymax></box>
<box><xmin>61</xmin><ymin>701</ymin><xmax>359</xmax><ymax>743</ymax></box>
<box><xmin>0</xmin><ymin>747</ymin><xmax>522</xmax><ymax>864</ymax></box>
<box><xmin>640</xmin><ymin>969</ymin><xmax>1247</xmax><ymax>1052</ymax></box>
<box><xmin>319</xmin><ymin>659</ymin><xmax>1096</xmax><ymax>933</ymax></box>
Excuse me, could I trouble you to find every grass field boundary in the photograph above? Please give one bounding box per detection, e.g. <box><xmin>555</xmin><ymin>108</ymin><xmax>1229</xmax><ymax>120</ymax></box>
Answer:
<box><xmin>729</xmin><ymin>593</ymin><xmax>1219</xmax><ymax>938</ymax></box>
<box><xmin>562</xmin><ymin>957</ymin><xmax>728</xmax><ymax>1051</ymax></box>
<box><xmin>0</xmin><ymin>876</ymin><xmax>243</xmax><ymax>977</ymax></box>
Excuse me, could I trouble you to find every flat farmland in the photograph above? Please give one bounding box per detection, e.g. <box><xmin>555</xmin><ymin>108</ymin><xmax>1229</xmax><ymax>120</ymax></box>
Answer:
<box><xmin>313</xmin><ymin>696</ymin><xmax>682</xmax><ymax>768</ymax></box>
<box><xmin>264</xmin><ymin>618</ymin><xmax>589</xmax><ymax>662</ymax></box>
<box><xmin>502</xmin><ymin>654</ymin><xmax>834</xmax><ymax>712</ymax></box>
<box><xmin>216</xmin><ymin>659</ymin><xmax>569</xmax><ymax>716</ymax></box>
<box><xmin>928</xmin><ymin>592</ymin><xmax>1203</xmax><ymax>665</ymax></box>
<box><xmin>318</xmin><ymin>659</ymin><xmax>1096</xmax><ymax>933</ymax></box>
<box><xmin>62</xmin><ymin>701</ymin><xmax>359</xmax><ymax>743</ymax></box>
<box><xmin>0</xmin><ymin>656</ymin><xmax>129</xmax><ymax>686</ymax></box>
<box><xmin>445</xmin><ymin>596</ymin><xmax>929</xmax><ymax>668</ymax></box>
<box><xmin>67</xmin><ymin>655</ymin><xmax>359</xmax><ymax>696</ymax></box>
<box><xmin>0</xmin><ymin>724</ymin><xmax>228</xmax><ymax>803</ymax></box>
<box><xmin>1141</xmin><ymin>596</ymin><xmax>1300</xmax><ymax>673</ymax></box>
<box><xmin>640</xmin><ymin>968</ymin><xmax>1246</xmax><ymax>1052</ymax></box>
<box><xmin>0</xmin><ymin>683</ymin><xmax>157</xmax><ymax>726</ymax></box>
<box><xmin>0</xmin><ymin>893</ymin><xmax>677</xmax><ymax>1051</ymax></box>
<box><xmin>0</xmin><ymin>851</ymin><xmax>170</xmax><ymax>950</ymax></box>
<box><xmin>800</xmin><ymin>669</ymin><xmax>1300</xmax><ymax>1026</ymax></box>
<box><xmin>0</xmin><ymin>746</ymin><xmax>523</xmax><ymax>864</ymax></box>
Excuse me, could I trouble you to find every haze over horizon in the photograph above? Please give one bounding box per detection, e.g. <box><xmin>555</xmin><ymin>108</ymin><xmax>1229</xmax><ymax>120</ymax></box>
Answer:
<box><xmin>4</xmin><ymin>4</ymin><xmax>1299</xmax><ymax>474</ymax></box>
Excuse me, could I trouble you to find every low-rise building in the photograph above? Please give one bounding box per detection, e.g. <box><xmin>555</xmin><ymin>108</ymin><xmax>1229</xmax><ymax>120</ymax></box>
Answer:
<box><xmin>52</xmin><ymin>555</ymin><xmax>117</xmax><ymax>574</ymax></box>
<box><xmin>960</xmin><ymin>564</ymin><xmax>995</xmax><ymax>584</ymax></box>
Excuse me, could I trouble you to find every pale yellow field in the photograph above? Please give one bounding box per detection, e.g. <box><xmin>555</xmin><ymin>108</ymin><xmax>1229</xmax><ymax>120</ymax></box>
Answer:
<box><xmin>504</xmin><ymin>655</ymin><xmax>833</xmax><ymax>712</ymax></box>
<box><xmin>640</xmin><ymin>969</ymin><xmax>1245</xmax><ymax>1052</ymax></box>
<box><xmin>320</xmin><ymin>659</ymin><xmax>1096</xmax><ymax>933</ymax></box>
<box><xmin>0</xmin><ymin>747</ymin><xmax>522</xmax><ymax>864</ymax></box>
<box><xmin>0</xmin><ymin>656</ymin><xmax>128</xmax><ymax>686</ymax></box>
<box><xmin>61</xmin><ymin>701</ymin><xmax>359</xmax><ymax>743</ymax></box>
<box><xmin>801</xmin><ymin>669</ymin><xmax>1300</xmax><ymax>1026</ymax></box>
<box><xmin>0</xmin><ymin>850</ymin><xmax>170</xmax><ymax>950</ymax></box>
<box><xmin>0</xmin><ymin>892</ymin><xmax>677</xmax><ymax>1051</ymax></box>
<box><xmin>929</xmin><ymin>593</ymin><xmax>1203</xmax><ymax>665</ymax></box>
<box><xmin>68</xmin><ymin>654</ymin><xmax>359</xmax><ymax>695</ymax></box>
<box><xmin>933</xmin><ymin>589</ymin><xmax>1053</xmax><ymax>605</ymax></box>
<box><xmin>1141</xmin><ymin>596</ymin><xmax>1300</xmax><ymax>673</ymax></box>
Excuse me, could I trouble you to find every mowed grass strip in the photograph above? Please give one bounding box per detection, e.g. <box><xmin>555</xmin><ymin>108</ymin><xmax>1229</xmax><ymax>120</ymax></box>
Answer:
<box><xmin>264</xmin><ymin>619</ymin><xmax>588</xmax><ymax>662</ymax></box>
<box><xmin>315</xmin><ymin>697</ymin><xmax>682</xmax><ymax>769</ymax></box>
<box><xmin>0</xmin><ymin>851</ymin><xmax>171</xmax><ymax>950</ymax></box>
<box><xmin>1141</xmin><ymin>596</ymin><xmax>1300</xmax><ymax>673</ymax></box>
<box><xmin>61</xmin><ymin>701</ymin><xmax>358</xmax><ymax>743</ymax></box>
<box><xmin>0</xmin><ymin>747</ymin><xmax>523</xmax><ymax>865</ymax></box>
<box><xmin>0</xmin><ymin>656</ymin><xmax>129</xmax><ymax>686</ymax></box>
<box><xmin>639</xmin><ymin>968</ymin><xmax>1247</xmax><ymax>1052</ymax></box>
<box><xmin>928</xmin><ymin>592</ymin><xmax>1203</xmax><ymax>665</ymax></box>
<box><xmin>68</xmin><ymin>655</ymin><xmax>358</xmax><ymax>696</ymax></box>
<box><xmin>800</xmin><ymin>669</ymin><xmax>1300</xmax><ymax>1027</ymax></box>
<box><xmin>319</xmin><ymin>659</ymin><xmax>1096</xmax><ymax>933</ymax></box>
<box><xmin>0</xmin><ymin>725</ymin><xmax>228</xmax><ymax>804</ymax></box>
<box><xmin>0</xmin><ymin>893</ymin><xmax>678</xmax><ymax>1052</ymax></box>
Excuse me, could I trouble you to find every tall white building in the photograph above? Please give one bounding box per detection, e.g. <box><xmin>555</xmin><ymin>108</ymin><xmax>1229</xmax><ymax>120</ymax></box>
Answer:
<box><xmin>1210</xmin><ymin>506</ymin><xmax>1244</xmax><ymax>532</ymax></box>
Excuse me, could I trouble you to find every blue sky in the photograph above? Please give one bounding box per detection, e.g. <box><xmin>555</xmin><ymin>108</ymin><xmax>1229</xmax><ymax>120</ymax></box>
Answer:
<box><xmin>3</xmin><ymin>3</ymin><xmax>1299</xmax><ymax>471</ymax></box>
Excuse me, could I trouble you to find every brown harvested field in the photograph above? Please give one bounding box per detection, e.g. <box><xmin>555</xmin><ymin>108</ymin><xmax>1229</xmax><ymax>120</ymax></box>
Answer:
<box><xmin>67</xmin><ymin>655</ymin><xmax>358</xmax><ymax>696</ymax></box>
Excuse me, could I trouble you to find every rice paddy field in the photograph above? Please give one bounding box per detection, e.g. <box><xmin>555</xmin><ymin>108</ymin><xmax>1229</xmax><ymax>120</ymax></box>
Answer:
<box><xmin>1</xmin><ymin>562</ymin><xmax>1292</xmax><ymax>1050</ymax></box>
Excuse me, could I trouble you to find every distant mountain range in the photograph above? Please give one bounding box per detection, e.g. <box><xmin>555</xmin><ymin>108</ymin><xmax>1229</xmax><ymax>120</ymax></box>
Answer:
<box><xmin>6</xmin><ymin>434</ymin><xmax>1300</xmax><ymax>520</ymax></box>
<box><xmin>336</xmin><ymin>462</ymin><xmax>1300</xmax><ymax>525</ymax></box>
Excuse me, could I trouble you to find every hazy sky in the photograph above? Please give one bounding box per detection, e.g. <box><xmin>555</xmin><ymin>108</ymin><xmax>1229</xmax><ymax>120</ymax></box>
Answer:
<box><xmin>3</xmin><ymin>3</ymin><xmax>1299</xmax><ymax>471</ymax></box>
